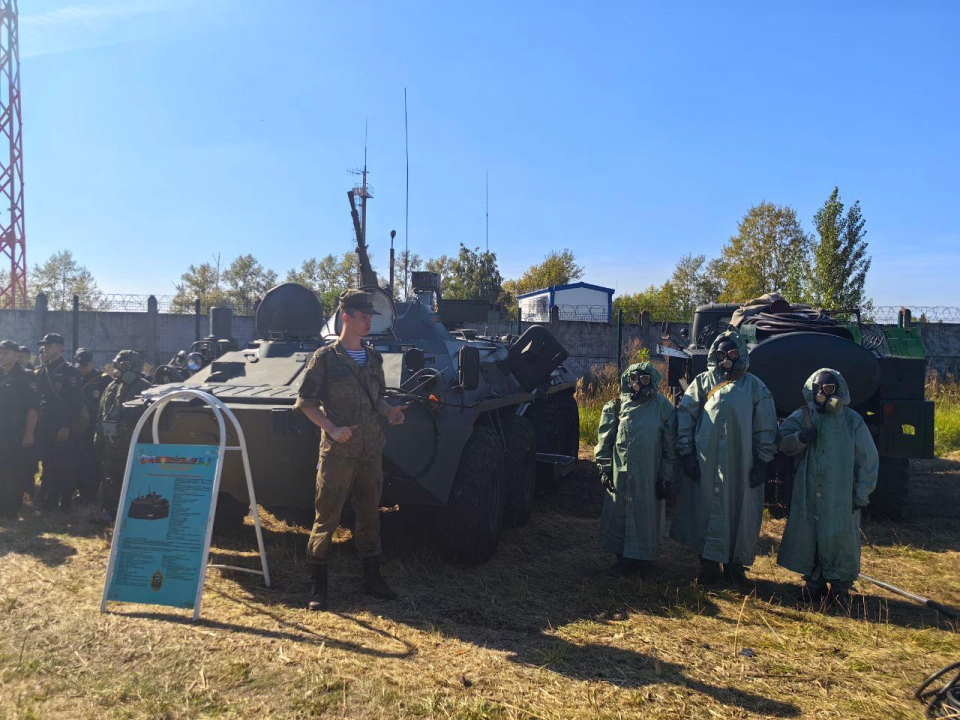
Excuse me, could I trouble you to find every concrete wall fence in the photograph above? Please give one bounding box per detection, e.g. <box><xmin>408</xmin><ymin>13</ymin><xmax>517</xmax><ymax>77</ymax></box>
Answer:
<box><xmin>0</xmin><ymin>295</ymin><xmax>255</xmax><ymax>369</ymax></box>
<box><xmin>1</xmin><ymin>297</ymin><xmax>958</xmax><ymax>377</ymax></box>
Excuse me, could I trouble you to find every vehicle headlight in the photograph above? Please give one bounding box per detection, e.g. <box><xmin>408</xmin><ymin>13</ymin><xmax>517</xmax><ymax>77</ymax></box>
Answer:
<box><xmin>186</xmin><ymin>352</ymin><xmax>205</xmax><ymax>372</ymax></box>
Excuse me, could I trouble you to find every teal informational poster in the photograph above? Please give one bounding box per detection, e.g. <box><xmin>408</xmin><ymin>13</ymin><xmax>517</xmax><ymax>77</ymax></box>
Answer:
<box><xmin>105</xmin><ymin>443</ymin><xmax>220</xmax><ymax>610</ymax></box>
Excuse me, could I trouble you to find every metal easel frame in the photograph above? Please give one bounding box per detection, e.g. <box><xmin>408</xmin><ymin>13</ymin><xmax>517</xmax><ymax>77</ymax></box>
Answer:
<box><xmin>100</xmin><ymin>389</ymin><xmax>271</xmax><ymax>621</ymax></box>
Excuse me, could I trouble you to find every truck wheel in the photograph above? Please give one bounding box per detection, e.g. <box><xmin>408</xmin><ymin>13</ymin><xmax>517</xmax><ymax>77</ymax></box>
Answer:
<box><xmin>503</xmin><ymin>415</ymin><xmax>537</xmax><ymax>528</ymax></box>
<box><xmin>867</xmin><ymin>457</ymin><xmax>909</xmax><ymax>520</ymax></box>
<box><xmin>436</xmin><ymin>425</ymin><xmax>506</xmax><ymax>562</ymax></box>
<box><xmin>214</xmin><ymin>492</ymin><xmax>250</xmax><ymax>533</ymax></box>
<box><xmin>553</xmin><ymin>392</ymin><xmax>581</xmax><ymax>459</ymax></box>
<box><xmin>526</xmin><ymin>400</ymin><xmax>561</xmax><ymax>494</ymax></box>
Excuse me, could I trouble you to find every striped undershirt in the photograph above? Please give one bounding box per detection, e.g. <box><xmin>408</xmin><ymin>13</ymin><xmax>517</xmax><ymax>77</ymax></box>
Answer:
<box><xmin>346</xmin><ymin>348</ymin><xmax>367</xmax><ymax>367</ymax></box>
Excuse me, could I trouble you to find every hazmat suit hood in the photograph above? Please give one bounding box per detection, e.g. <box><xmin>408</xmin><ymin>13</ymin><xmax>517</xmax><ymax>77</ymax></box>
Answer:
<box><xmin>802</xmin><ymin>367</ymin><xmax>851</xmax><ymax>413</ymax></box>
<box><xmin>706</xmin><ymin>330</ymin><xmax>750</xmax><ymax>376</ymax></box>
<box><xmin>620</xmin><ymin>361</ymin><xmax>662</xmax><ymax>401</ymax></box>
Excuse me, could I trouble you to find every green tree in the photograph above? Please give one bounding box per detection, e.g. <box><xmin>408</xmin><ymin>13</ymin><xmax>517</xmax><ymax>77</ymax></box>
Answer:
<box><xmin>444</xmin><ymin>244</ymin><xmax>504</xmax><ymax>302</ymax></box>
<box><xmin>613</xmin><ymin>282</ymin><xmax>684</xmax><ymax>322</ymax></box>
<box><xmin>30</xmin><ymin>250</ymin><xmax>104</xmax><ymax>310</ymax></box>
<box><xmin>667</xmin><ymin>253</ymin><xmax>727</xmax><ymax>320</ymax></box>
<box><xmin>505</xmin><ymin>249</ymin><xmax>584</xmax><ymax>298</ymax></box>
<box><xmin>424</xmin><ymin>254</ymin><xmax>458</xmax><ymax>296</ymax></box>
<box><xmin>170</xmin><ymin>256</ymin><xmax>229</xmax><ymax>314</ymax></box>
<box><xmin>809</xmin><ymin>187</ymin><xmax>871</xmax><ymax>309</ymax></box>
<box><xmin>0</xmin><ymin>268</ymin><xmax>9</xmax><ymax>309</ymax></box>
<box><xmin>392</xmin><ymin>250</ymin><xmax>423</xmax><ymax>300</ymax></box>
<box><xmin>718</xmin><ymin>201</ymin><xmax>811</xmax><ymax>303</ymax></box>
<box><xmin>222</xmin><ymin>254</ymin><xmax>278</xmax><ymax>314</ymax></box>
<box><xmin>285</xmin><ymin>253</ymin><xmax>359</xmax><ymax>314</ymax></box>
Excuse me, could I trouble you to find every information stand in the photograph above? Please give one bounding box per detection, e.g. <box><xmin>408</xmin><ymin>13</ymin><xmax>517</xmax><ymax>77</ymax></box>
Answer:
<box><xmin>100</xmin><ymin>389</ymin><xmax>270</xmax><ymax>621</ymax></box>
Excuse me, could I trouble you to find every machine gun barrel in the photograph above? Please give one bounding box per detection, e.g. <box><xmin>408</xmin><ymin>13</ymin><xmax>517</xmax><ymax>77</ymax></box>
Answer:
<box><xmin>348</xmin><ymin>190</ymin><xmax>379</xmax><ymax>288</ymax></box>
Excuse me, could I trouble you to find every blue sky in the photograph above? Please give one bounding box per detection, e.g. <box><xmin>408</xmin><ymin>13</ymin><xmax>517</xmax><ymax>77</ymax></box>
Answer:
<box><xmin>21</xmin><ymin>1</ymin><xmax>960</xmax><ymax>305</ymax></box>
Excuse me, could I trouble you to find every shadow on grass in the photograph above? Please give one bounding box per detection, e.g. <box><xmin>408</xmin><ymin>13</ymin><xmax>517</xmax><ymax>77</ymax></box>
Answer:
<box><xmin>0</xmin><ymin>527</ymin><xmax>78</xmax><ymax>567</ymax></box>
<box><xmin>113</xmin><ymin>585</ymin><xmax>417</xmax><ymax>660</ymax></box>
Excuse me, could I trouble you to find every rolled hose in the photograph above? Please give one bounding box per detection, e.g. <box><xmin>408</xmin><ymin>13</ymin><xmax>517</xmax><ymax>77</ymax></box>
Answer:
<box><xmin>915</xmin><ymin>661</ymin><xmax>960</xmax><ymax>719</ymax></box>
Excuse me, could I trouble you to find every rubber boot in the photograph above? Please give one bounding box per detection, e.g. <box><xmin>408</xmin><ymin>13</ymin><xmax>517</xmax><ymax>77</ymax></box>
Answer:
<box><xmin>697</xmin><ymin>557</ymin><xmax>723</xmax><ymax>585</ymax></box>
<box><xmin>830</xmin><ymin>584</ymin><xmax>853</xmax><ymax>612</ymax></box>
<box><xmin>799</xmin><ymin>582</ymin><xmax>829</xmax><ymax>606</ymax></box>
<box><xmin>723</xmin><ymin>562</ymin><xmax>750</xmax><ymax>588</ymax></box>
<box><xmin>609</xmin><ymin>555</ymin><xmax>627</xmax><ymax>577</ymax></box>
<box><xmin>307</xmin><ymin>564</ymin><xmax>328</xmax><ymax>611</ymax></box>
<box><xmin>360</xmin><ymin>556</ymin><xmax>397</xmax><ymax>600</ymax></box>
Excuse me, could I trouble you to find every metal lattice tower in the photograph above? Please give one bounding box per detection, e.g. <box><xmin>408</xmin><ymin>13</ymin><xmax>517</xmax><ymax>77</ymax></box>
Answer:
<box><xmin>0</xmin><ymin>0</ymin><xmax>24</xmax><ymax>309</ymax></box>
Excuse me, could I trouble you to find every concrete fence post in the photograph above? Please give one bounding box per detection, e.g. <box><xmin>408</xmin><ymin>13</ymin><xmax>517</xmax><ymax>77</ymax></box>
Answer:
<box><xmin>194</xmin><ymin>298</ymin><xmax>202</xmax><ymax>341</ymax></box>
<box><xmin>147</xmin><ymin>296</ymin><xmax>158</xmax><ymax>366</ymax></box>
<box><xmin>616</xmin><ymin>308</ymin><xmax>624</xmax><ymax>372</ymax></box>
<box><xmin>35</xmin><ymin>293</ymin><xmax>47</xmax><ymax>341</ymax></box>
<box><xmin>72</xmin><ymin>295</ymin><xmax>80</xmax><ymax>355</ymax></box>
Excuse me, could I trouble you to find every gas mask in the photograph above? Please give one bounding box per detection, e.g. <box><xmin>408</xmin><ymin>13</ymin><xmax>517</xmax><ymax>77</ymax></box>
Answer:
<box><xmin>715</xmin><ymin>340</ymin><xmax>740</xmax><ymax>375</ymax></box>
<box><xmin>812</xmin><ymin>371</ymin><xmax>841</xmax><ymax>413</ymax></box>
<box><xmin>628</xmin><ymin>370</ymin><xmax>655</xmax><ymax>400</ymax></box>
<box><xmin>113</xmin><ymin>353</ymin><xmax>142</xmax><ymax>385</ymax></box>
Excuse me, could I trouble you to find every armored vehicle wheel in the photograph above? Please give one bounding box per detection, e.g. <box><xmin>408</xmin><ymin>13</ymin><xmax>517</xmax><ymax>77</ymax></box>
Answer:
<box><xmin>553</xmin><ymin>392</ymin><xmax>580</xmax><ymax>459</ymax></box>
<box><xmin>436</xmin><ymin>425</ymin><xmax>506</xmax><ymax>562</ymax></box>
<box><xmin>526</xmin><ymin>400</ymin><xmax>561</xmax><ymax>494</ymax></box>
<box><xmin>502</xmin><ymin>414</ymin><xmax>537</xmax><ymax>528</ymax></box>
<box><xmin>867</xmin><ymin>457</ymin><xmax>910</xmax><ymax>520</ymax></box>
<box><xmin>214</xmin><ymin>492</ymin><xmax>250</xmax><ymax>533</ymax></box>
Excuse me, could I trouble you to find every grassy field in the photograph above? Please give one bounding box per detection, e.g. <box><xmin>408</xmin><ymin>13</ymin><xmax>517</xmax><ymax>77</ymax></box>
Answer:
<box><xmin>1</xmin><ymin>450</ymin><xmax>959</xmax><ymax>719</ymax></box>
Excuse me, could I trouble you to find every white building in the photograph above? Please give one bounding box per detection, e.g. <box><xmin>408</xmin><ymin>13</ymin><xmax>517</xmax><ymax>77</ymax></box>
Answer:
<box><xmin>517</xmin><ymin>282</ymin><xmax>614</xmax><ymax>323</ymax></box>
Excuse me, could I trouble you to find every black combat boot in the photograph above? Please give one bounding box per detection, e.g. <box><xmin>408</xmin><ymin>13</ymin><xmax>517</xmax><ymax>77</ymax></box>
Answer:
<box><xmin>697</xmin><ymin>557</ymin><xmax>723</xmax><ymax>585</ymax></box>
<box><xmin>360</xmin><ymin>556</ymin><xmax>397</xmax><ymax>600</ymax></box>
<box><xmin>307</xmin><ymin>564</ymin><xmax>328</xmax><ymax>611</ymax></box>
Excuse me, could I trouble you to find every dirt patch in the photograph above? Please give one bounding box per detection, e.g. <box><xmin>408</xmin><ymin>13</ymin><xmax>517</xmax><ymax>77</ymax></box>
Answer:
<box><xmin>1</xmin><ymin>451</ymin><xmax>958</xmax><ymax>719</ymax></box>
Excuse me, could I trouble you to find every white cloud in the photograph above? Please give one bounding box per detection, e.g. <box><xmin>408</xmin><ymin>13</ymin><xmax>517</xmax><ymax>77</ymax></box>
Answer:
<box><xmin>21</xmin><ymin>1</ymin><xmax>192</xmax><ymax>28</ymax></box>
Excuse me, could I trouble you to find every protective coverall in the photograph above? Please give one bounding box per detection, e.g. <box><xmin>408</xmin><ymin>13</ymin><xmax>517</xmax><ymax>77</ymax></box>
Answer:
<box><xmin>669</xmin><ymin>330</ymin><xmax>778</xmax><ymax>568</ymax></box>
<box><xmin>594</xmin><ymin>362</ymin><xmax>678</xmax><ymax>563</ymax></box>
<box><xmin>776</xmin><ymin>368</ymin><xmax>879</xmax><ymax>593</ymax></box>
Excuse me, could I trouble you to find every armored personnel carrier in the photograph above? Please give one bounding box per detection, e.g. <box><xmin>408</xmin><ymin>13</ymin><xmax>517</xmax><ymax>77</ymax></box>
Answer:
<box><xmin>128</xmin><ymin>195</ymin><xmax>579</xmax><ymax>561</ymax></box>
<box><xmin>661</xmin><ymin>294</ymin><xmax>935</xmax><ymax>519</ymax></box>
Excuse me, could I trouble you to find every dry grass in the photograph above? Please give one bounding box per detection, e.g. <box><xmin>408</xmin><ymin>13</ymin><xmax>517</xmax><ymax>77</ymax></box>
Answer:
<box><xmin>1</xmin><ymin>452</ymin><xmax>959</xmax><ymax>719</ymax></box>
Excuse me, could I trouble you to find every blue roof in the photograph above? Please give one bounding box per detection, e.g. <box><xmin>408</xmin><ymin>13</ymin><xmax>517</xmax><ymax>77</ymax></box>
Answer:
<box><xmin>516</xmin><ymin>281</ymin><xmax>615</xmax><ymax>299</ymax></box>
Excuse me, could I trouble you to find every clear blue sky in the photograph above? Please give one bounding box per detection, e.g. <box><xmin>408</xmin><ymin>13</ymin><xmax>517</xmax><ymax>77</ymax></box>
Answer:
<box><xmin>21</xmin><ymin>1</ymin><xmax>960</xmax><ymax>305</ymax></box>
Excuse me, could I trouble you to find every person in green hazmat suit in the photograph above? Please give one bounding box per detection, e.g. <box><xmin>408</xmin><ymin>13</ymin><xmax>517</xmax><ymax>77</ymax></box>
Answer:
<box><xmin>669</xmin><ymin>330</ymin><xmax>778</xmax><ymax>586</ymax></box>
<box><xmin>776</xmin><ymin>368</ymin><xmax>879</xmax><ymax>608</ymax></box>
<box><xmin>594</xmin><ymin>362</ymin><xmax>679</xmax><ymax>576</ymax></box>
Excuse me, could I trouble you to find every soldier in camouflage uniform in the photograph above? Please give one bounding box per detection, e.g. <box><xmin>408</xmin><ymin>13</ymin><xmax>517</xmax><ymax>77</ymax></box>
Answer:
<box><xmin>0</xmin><ymin>339</ymin><xmax>38</xmax><ymax>519</ymax></box>
<box><xmin>98</xmin><ymin>350</ymin><xmax>152</xmax><ymax>518</ymax></box>
<box><xmin>35</xmin><ymin>333</ymin><xmax>83</xmax><ymax>511</ymax></box>
<box><xmin>296</xmin><ymin>290</ymin><xmax>407</xmax><ymax>611</ymax></box>
<box><xmin>74</xmin><ymin>348</ymin><xmax>111</xmax><ymax>505</ymax></box>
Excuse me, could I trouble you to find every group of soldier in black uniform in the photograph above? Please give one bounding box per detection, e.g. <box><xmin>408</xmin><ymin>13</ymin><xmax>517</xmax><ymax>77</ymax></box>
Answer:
<box><xmin>0</xmin><ymin>333</ymin><xmax>150</xmax><ymax>521</ymax></box>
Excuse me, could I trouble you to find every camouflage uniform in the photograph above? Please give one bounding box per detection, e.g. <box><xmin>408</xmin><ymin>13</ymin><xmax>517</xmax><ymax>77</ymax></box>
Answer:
<box><xmin>297</xmin><ymin>339</ymin><xmax>387</xmax><ymax>564</ymax></box>
<box><xmin>0</xmin><ymin>358</ymin><xmax>38</xmax><ymax>518</ymax></box>
<box><xmin>36</xmin><ymin>351</ymin><xmax>83</xmax><ymax>511</ymax></box>
<box><xmin>98</xmin><ymin>370</ymin><xmax>152</xmax><ymax>517</ymax></box>
<box><xmin>76</xmin><ymin>362</ymin><xmax>111</xmax><ymax>504</ymax></box>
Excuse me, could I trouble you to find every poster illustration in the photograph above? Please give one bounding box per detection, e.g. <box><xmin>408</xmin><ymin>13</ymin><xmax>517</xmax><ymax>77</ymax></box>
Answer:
<box><xmin>105</xmin><ymin>443</ymin><xmax>220</xmax><ymax>609</ymax></box>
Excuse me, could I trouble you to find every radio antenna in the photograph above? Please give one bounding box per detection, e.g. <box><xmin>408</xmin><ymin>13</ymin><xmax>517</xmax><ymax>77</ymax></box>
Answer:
<box><xmin>404</xmin><ymin>88</ymin><xmax>410</xmax><ymax>300</ymax></box>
